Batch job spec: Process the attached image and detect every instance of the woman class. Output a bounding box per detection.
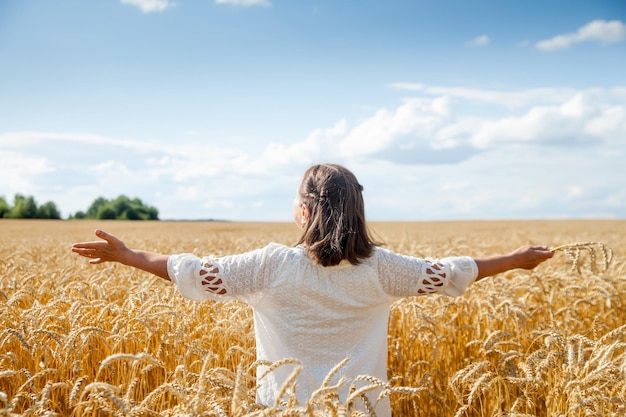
[72,163,554,415]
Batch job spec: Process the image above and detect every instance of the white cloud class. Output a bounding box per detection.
[466,35,490,47]
[258,119,348,168]
[350,148,615,221]
[585,105,626,139]
[536,19,626,51]
[175,185,201,201]
[611,87,626,100]
[120,0,175,13]
[203,199,235,209]
[214,0,271,7]
[391,83,577,108]
[0,151,54,193]
[0,131,155,151]
[92,160,130,174]
[5,87,622,171]
[338,97,455,161]
[2,84,625,220]
[469,92,626,148]
[258,86,624,167]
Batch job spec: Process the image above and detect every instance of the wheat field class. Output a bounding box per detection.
[0,219,625,416]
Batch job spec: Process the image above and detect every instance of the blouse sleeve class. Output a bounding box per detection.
[375,247,478,298]
[167,244,279,305]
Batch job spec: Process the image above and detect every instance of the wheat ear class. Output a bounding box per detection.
[551,242,613,273]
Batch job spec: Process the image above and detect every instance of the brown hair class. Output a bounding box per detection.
[296,164,380,267]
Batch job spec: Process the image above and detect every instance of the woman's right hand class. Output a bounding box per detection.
[475,245,554,280]
[509,245,555,270]
[72,229,131,265]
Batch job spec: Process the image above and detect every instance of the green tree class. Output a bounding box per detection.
[120,206,142,220]
[129,197,158,220]
[0,196,9,218]
[76,195,159,220]
[37,201,61,219]
[96,204,117,220]
[146,206,159,220]
[8,194,38,218]
[86,197,108,218]
[111,195,131,218]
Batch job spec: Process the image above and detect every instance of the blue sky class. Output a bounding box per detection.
[1,0,625,221]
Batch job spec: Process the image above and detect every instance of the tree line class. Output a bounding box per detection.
[0,194,61,219]
[0,194,159,220]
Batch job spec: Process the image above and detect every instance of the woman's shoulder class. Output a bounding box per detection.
[258,242,306,258]
[370,245,395,258]
[365,245,411,265]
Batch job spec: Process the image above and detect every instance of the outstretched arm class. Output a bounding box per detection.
[72,229,171,281]
[474,245,554,281]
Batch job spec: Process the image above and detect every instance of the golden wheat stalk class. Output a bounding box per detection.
[257,358,302,381]
[79,382,128,414]
[96,352,163,380]
[69,376,89,406]
[0,391,8,410]
[551,242,613,274]
[231,363,248,416]
[272,364,304,408]
[138,382,184,410]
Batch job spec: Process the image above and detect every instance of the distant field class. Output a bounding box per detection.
[1,219,625,416]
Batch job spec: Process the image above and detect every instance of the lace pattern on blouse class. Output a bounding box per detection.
[418,260,447,294]
[199,261,228,295]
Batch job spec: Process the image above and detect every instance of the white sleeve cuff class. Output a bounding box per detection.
[440,256,478,297]
[167,253,209,301]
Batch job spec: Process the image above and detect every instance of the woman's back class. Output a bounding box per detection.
[253,244,393,407]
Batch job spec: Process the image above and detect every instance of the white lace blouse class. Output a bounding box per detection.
[167,244,478,416]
